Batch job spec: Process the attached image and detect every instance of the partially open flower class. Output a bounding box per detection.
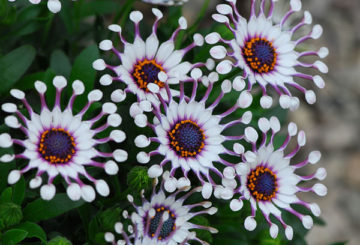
[229,117,327,240]
[104,173,218,245]
[0,76,127,201]
[207,0,328,110]
[94,9,210,116]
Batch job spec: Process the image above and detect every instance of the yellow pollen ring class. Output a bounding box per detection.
[242,37,277,74]
[149,206,176,240]
[38,128,76,164]
[132,59,165,92]
[168,120,205,158]
[247,166,278,201]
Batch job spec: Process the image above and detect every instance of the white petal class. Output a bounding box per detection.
[67,183,82,201]
[96,180,110,196]
[47,0,61,13]
[230,199,243,211]
[40,184,56,200]
[244,216,257,231]
[81,185,96,202]
[8,170,21,184]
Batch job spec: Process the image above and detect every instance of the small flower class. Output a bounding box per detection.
[227,117,327,240]
[134,72,253,199]
[93,9,212,115]
[0,203,23,230]
[142,0,189,5]
[206,0,328,110]
[48,236,72,245]
[8,0,62,13]
[0,76,127,201]
[104,172,218,245]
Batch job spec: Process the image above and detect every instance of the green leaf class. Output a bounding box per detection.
[2,229,28,245]
[190,216,213,243]
[15,70,54,91]
[12,176,25,205]
[0,202,23,230]
[126,166,152,194]
[0,187,12,203]
[0,0,17,25]
[15,221,47,243]
[70,44,99,88]
[99,207,122,231]
[0,162,13,194]
[23,193,84,223]
[0,45,36,95]
[77,0,121,17]
[48,236,72,245]
[50,50,72,77]
[69,44,99,108]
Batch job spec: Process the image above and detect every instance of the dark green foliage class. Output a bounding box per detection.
[0,202,23,230]
[48,236,72,245]
[127,166,152,194]
[0,0,337,245]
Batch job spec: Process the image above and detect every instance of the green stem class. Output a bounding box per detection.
[187,0,211,35]
[112,175,122,199]
[108,0,136,40]
[114,0,136,25]
[175,0,210,49]
[41,13,54,46]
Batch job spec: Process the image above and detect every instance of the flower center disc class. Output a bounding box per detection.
[38,128,76,164]
[247,166,278,201]
[242,37,277,74]
[168,120,205,158]
[148,206,176,240]
[132,59,165,92]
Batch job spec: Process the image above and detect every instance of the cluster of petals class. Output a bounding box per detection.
[8,0,62,13]
[93,9,213,116]
[104,172,218,245]
[206,0,328,110]
[1,0,330,243]
[0,76,127,201]
[223,117,327,239]
[133,72,255,199]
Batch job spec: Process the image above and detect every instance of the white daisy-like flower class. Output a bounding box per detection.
[225,117,327,240]
[142,0,189,6]
[134,72,253,199]
[8,0,62,13]
[0,76,127,201]
[206,0,329,110]
[93,9,212,115]
[104,172,218,245]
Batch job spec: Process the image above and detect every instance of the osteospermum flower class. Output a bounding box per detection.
[225,117,327,240]
[8,0,62,13]
[206,0,329,110]
[142,0,188,5]
[104,172,218,245]
[134,71,254,199]
[0,76,128,201]
[93,9,213,115]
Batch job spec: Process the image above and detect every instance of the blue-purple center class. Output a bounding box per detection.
[132,59,165,92]
[242,37,277,74]
[38,128,76,164]
[247,166,277,201]
[168,120,205,158]
[147,206,176,240]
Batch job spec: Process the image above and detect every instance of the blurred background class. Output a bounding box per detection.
[174,0,360,244]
